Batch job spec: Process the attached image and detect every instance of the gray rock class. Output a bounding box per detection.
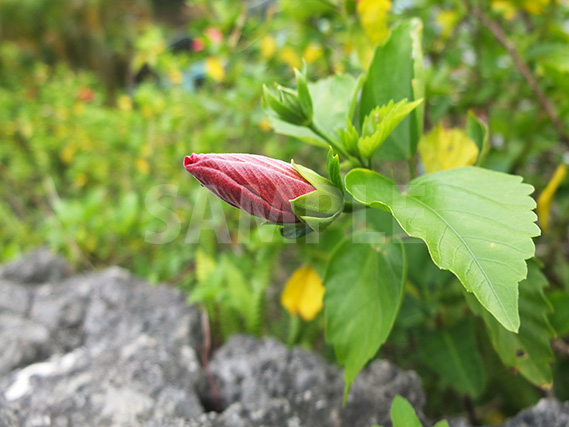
[0,265,203,376]
[0,314,51,376]
[0,255,205,426]
[81,267,203,353]
[0,397,18,427]
[1,335,203,426]
[0,248,71,285]
[196,335,426,427]
[499,398,569,427]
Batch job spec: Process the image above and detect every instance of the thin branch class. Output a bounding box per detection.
[200,306,221,412]
[466,2,569,147]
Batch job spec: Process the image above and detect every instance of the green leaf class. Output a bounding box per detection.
[390,395,422,427]
[358,98,423,159]
[294,68,313,120]
[327,147,343,190]
[345,167,540,332]
[268,74,359,158]
[466,111,489,166]
[324,237,406,401]
[360,19,425,160]
[348,73,366,122]
[337,117,360,156]
[433,421,451,427]
[549,291,569,336]
[467,261,555,387]
[310,74,360,143]
[268,116,328,147]
[418,320,485,397]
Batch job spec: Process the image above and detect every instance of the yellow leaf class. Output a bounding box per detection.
[418,124,479,173]
[303,43,323,64]
[205,57,225,82]
[537,163,567,233]
[278,46,301,70]
[281,266,325,321]
[261,35,276,59]
[357,0,392,45]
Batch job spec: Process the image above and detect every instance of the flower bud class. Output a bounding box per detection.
[184,153,343,233]
[262,67,314,127]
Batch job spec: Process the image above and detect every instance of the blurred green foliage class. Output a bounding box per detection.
[1,0,569,423]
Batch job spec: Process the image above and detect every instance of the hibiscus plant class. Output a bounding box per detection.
[185,20,551,400]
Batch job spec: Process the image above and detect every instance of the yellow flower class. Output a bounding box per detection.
[357,0,392,45]
[259,118,272,132]
[303,43,323,64]
[117,94,132,112]
[281,266,325,321]
[436,10,459,40]
[491,0,517,19]
[61,144,76,164]
[261,35,276,60]
[205,57,225,82]
[278,46,301,70]
[168,69,183,85]
[135,158,150,175]
[74,173,87,187]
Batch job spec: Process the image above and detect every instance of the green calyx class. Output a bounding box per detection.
[289,161,344,233]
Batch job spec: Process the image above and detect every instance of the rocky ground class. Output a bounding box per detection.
[0,249,567,427]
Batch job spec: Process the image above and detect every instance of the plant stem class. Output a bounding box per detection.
[343,200,366,213]
[286,315,301,346]
[408,157,416,180]
[465,0,569,148]
[308,123,366,166]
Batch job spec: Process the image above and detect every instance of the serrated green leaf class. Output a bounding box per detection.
[345,167,540,332]
[358,98,423,159]
[418,320,485,397]
[337,118,360,156]
[324,237,406,401]
[466,111,489,166]
[360,19,425,160]
[390,395,422,427]
[467,261,555,386]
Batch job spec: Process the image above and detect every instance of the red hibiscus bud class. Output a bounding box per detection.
[184,153,316,224]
